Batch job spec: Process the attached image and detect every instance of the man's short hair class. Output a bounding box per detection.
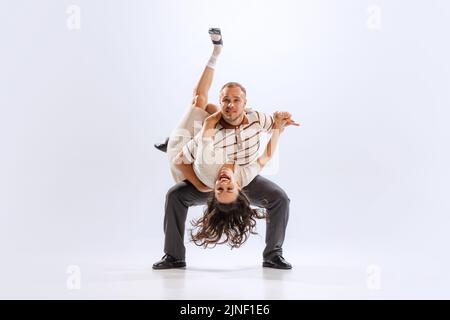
[220,82,247,97]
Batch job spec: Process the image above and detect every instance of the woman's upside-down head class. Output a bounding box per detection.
[190,190,267,248]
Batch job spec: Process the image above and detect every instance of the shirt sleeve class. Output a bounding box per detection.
[256,111,274,132]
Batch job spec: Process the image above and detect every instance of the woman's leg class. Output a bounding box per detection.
[154,107,215,151]
[191,67,214,110]
[175,29,223,135]
[156,29,222,153]
[191,28,223,110]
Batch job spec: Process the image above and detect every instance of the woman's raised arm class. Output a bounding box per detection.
[257,111,300,167]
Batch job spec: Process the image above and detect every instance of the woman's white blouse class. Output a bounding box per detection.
[189,136,262,189]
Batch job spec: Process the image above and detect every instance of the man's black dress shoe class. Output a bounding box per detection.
[152,254,186,270]
[154,137,169,153]
[262,255,292,270]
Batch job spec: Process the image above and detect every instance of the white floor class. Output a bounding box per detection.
[2,241,449,299]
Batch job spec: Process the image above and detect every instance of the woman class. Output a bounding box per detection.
[165,29,299,248]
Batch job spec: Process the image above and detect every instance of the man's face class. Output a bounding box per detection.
[220,86,247,125]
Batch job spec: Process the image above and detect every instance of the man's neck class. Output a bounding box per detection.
[220,114,248,129]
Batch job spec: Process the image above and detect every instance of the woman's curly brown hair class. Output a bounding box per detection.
[190,190,267,248]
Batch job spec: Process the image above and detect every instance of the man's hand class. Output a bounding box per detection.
[196,182,213,193]
[204,110,222,129]
[272,111,300,132]
[202,110,222,138]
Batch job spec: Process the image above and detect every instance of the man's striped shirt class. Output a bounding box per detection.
[182,110,274,166]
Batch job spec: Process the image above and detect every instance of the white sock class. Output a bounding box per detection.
[207,35,222,69]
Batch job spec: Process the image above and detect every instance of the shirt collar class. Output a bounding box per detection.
[219,114,249,129]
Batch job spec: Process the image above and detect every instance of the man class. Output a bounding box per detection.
[153,29,293,270]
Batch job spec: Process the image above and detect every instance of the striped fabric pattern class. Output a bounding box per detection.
[183,110,273,166]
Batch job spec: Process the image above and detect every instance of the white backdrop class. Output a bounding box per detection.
[1,0,449,298]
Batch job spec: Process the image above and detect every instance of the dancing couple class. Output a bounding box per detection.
[153,28,299,270]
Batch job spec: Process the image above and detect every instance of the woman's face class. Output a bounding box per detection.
[214,167,240,203]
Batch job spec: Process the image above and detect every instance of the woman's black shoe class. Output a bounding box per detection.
[154,137,169,153]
